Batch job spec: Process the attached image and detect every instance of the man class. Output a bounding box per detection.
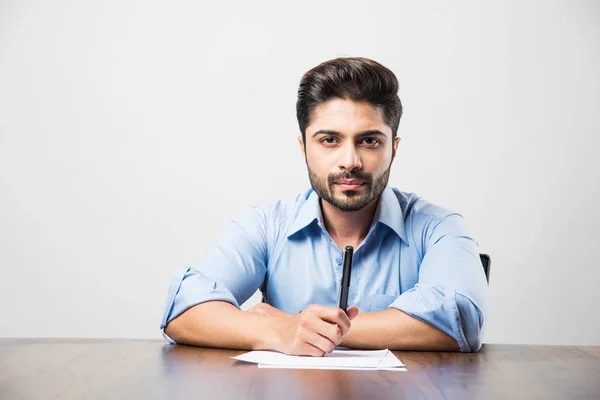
[160,57,488,355]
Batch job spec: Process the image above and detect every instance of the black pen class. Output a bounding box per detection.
[338,245,354,314]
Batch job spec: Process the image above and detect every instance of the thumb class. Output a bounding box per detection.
[346,305,360,320]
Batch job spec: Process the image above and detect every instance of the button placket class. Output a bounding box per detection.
[318,222,343,268]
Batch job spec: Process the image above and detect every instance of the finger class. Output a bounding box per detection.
[312,319,342,345]
[298,342,326,357]
[346,305,360,320]
[319,307,352,335]
[296,308,342,345]
[303,330,336,355]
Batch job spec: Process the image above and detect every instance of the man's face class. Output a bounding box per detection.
[299,99,400,212]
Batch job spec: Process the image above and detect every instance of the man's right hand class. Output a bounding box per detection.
[267,304,359,357]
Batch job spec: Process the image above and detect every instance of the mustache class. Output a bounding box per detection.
[327,171,373,186]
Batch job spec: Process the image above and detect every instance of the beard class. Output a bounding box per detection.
[307,162,392,212]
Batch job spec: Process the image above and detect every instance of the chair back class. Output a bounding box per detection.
[479,253,491,283]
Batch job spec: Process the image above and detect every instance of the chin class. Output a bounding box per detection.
[339,189,366,198]
[339,192,360,200]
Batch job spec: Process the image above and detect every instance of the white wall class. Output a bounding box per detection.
[1,0,599,345]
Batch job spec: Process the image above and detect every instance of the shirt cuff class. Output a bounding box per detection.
[389,283,484,352]
[159,266,240,344]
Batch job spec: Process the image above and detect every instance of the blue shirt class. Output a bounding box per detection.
[160,186,488,352]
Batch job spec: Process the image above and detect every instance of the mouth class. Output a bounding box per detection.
[335,179,366,191]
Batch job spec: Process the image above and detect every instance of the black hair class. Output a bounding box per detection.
[296,57,403,142]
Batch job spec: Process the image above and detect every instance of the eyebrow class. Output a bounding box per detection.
[312,129,387,139]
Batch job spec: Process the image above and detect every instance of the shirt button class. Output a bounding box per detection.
[335,258,342,265]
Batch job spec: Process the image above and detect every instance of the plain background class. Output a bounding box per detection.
[1,0,599,346]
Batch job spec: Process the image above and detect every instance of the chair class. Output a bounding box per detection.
[479,253,491,283]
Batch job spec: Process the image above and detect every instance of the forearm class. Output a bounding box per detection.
[164,301,276,350]
[340,308,459,351]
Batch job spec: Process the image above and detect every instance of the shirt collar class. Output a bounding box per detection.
[287,186,408,245]
[374,185,409,245]
[286,189,323,238]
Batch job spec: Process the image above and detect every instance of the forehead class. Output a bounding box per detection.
[307,99,391,136]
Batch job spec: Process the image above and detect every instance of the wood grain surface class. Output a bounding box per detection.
[1,340,599,399]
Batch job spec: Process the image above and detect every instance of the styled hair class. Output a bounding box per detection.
[296,57,403,142]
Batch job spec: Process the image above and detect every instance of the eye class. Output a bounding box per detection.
[321,137,339,146]
[360,137,381,148]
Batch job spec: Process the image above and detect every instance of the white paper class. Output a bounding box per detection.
[377,349,406,368]
[232,349,406,371]
[257,364,407,371]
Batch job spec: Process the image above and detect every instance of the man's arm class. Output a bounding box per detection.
[165,301,275,350]
[160,207,358,356]
[160,208,269,345]
[385,212,488,352]
[165,301,358,356]
[344,212,487,352]
[339,308,459,351]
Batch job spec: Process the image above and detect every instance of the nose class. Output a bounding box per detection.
[339,142,362,172]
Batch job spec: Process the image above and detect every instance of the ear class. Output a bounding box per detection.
[297,136,306,158]
[392,136,401,159]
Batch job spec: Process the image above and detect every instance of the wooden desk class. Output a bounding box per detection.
[1,340,598,399]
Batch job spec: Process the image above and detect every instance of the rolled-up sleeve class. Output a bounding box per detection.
[160,208,268,344]
[390,213,488,352]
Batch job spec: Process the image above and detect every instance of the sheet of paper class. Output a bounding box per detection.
[257,364,407,371]
[377,349,405,368]
[232,349,406,371]
[234,349,387,368]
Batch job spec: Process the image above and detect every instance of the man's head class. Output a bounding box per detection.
[296,57,403,212]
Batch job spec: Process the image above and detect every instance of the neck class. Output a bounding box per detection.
[320,197,380,250]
